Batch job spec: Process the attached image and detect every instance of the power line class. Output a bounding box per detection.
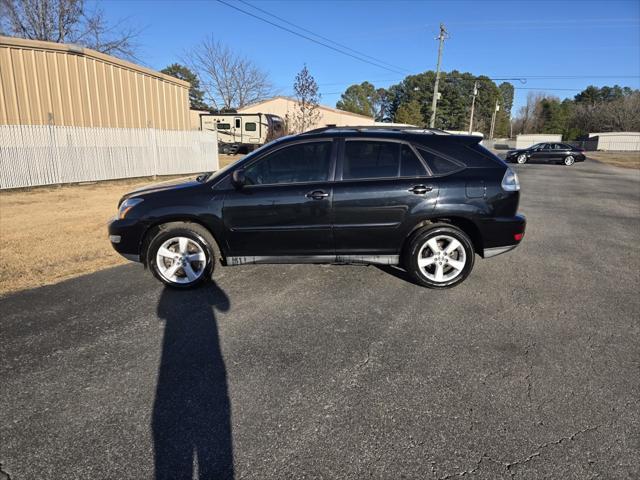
[236,0,410,74]
[514,87,584,91]
[215,0,409,75]
[276,75,639,90]
[490,75,640,79]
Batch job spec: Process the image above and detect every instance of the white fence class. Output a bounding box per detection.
[0,125,219,189]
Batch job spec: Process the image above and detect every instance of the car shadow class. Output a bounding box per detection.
[152,283,234,480]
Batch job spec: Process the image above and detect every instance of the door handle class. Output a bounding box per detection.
[408,185,432,195]
[306,190,329,200]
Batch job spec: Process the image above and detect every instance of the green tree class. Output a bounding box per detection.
[376,70,509,133]
[495,82,515,137]
[394,100,424,126]
[336,81,387,120]
[161,63,209,110]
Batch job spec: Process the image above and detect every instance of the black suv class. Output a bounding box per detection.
[108,127,525,289]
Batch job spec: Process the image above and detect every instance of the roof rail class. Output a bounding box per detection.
[299,125,451,135]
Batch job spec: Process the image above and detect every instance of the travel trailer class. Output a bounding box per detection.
[200,113,285,154]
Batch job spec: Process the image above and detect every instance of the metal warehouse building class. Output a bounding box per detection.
[0,36,217,189]
[588,132,640,151]
[0,36,190,129]
[238,96,376,130]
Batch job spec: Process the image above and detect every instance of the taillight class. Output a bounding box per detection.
[514,233,524,241]
[501,168,520,192]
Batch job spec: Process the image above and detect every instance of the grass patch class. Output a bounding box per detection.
[0,155,247,296]
[587,151,640,169]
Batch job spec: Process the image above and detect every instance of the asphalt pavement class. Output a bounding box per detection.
[1,159,639,479]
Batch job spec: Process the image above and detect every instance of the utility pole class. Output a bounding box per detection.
[429,23,447,128]
[468,81,478,134]
[489,98,500,139]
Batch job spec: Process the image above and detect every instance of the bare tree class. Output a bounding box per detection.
[512,91,546,135]
[186,37,272,111]
[575,93,640,132]
[291,65,321,133]
[0,0,141,60]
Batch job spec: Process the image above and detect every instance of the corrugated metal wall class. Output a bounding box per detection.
[0,36,190,130]
[0,125,219,189]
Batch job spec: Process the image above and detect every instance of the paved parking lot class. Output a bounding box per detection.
[1,159,639,479]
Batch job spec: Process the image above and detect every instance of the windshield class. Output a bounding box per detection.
[203,135,295,183]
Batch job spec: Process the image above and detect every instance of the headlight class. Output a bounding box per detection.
[118,198,144,219]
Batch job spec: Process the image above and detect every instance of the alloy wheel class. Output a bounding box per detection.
[517,154,527,164]
[564,155,575,166]
[417,235,467,283]
[155,236,207,284]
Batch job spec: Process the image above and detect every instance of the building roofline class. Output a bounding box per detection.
[239,95,375,120]
[0,35,190,88]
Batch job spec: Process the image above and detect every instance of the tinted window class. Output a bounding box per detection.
[235,119,241,128]
[400,145,428,177]
[245,122,257,131]
[343,141,399,180]
[244,142,331,185]
[417,148,462,175]
[217,123,230,130]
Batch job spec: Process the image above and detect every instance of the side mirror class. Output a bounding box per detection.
[231,169,246,188]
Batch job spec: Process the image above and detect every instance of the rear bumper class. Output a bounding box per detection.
[479,214,526,258]
[108,217,147,263]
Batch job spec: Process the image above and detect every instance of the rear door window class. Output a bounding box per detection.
[400,145,428,177]
[343,141,399,180]
[417,147,463,175]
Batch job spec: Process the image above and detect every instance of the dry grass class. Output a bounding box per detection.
[0,155,246,296]
[0,176,172,295]
[219,154,244,168]
[587,151,640,169]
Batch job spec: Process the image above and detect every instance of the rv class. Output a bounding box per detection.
[200,113,285,154]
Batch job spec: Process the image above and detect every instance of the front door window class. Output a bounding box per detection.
[244,141,332,185]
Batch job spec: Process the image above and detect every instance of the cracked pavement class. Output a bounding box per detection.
[1,159,639,479]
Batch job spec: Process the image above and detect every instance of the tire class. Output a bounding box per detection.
[516,154,527,164]
[564,155,575,166]
[147,223,217,289]
[405,225,475,289]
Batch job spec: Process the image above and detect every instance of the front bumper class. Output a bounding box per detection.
[479,214,526,258]
[107,216,147,263]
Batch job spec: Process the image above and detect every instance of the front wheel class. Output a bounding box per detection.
[516,154,528,164]
[405,225,475,289]
[147,223,216,288]
[564,155,575,166]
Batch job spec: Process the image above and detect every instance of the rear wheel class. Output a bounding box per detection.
[405,225,475,289]
[516,154,527,164]
[564,155,575,166]
[147,223,216,288]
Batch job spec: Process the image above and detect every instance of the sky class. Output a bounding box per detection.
[97,0,640,113]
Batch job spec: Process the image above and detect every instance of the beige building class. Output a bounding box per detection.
[0,36,190,130]
[588,132,640,151]
[238,96,376,131]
